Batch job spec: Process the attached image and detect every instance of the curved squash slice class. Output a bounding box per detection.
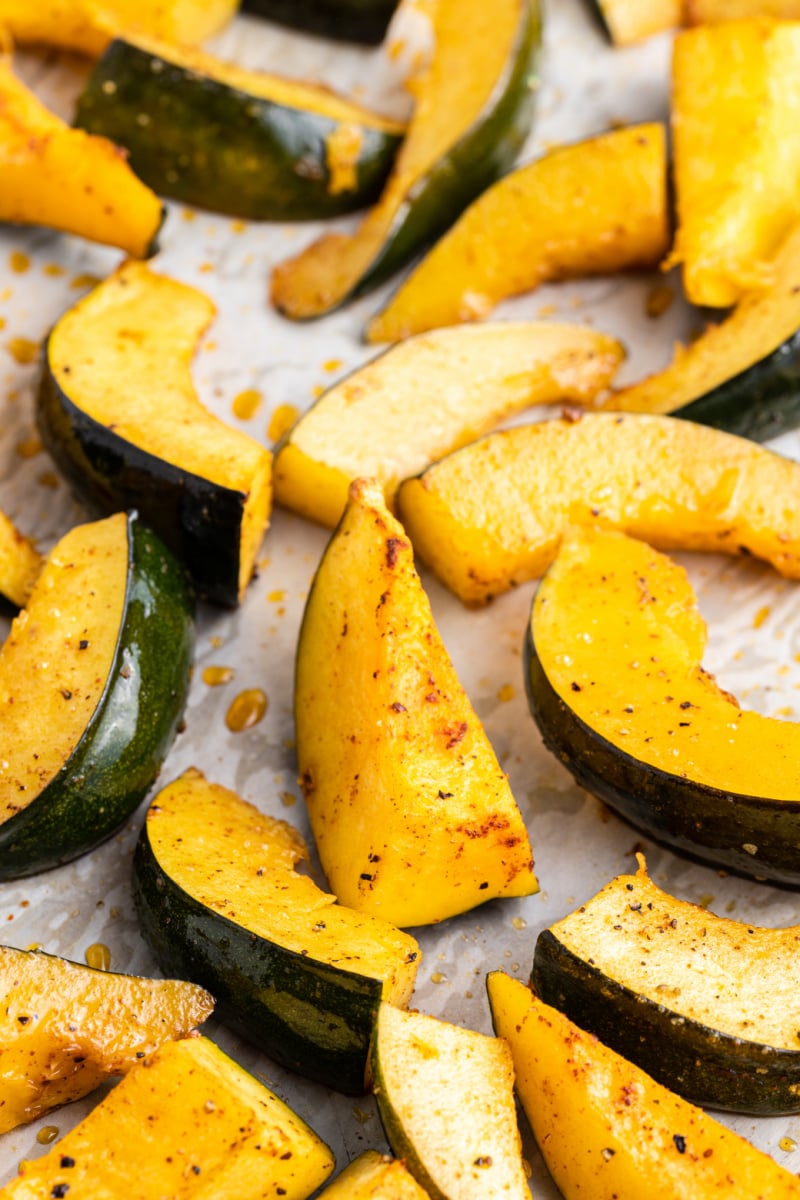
[241,0,399,44]
[525,525,800,886]
[488,972,800,1200]
[398,411,800,606]
[295,479,537,928]
[0,1036,335,1200]
[0,52,163,258]
[0,944,213,1134]
[533,857,800,1114]
[133,769,420,1094]
[318,1152,431,1199]
[366,124,668,343]
[274,322,624,529]
[37,262,272,607]
[270,0,541,318]
[0,510,41,608]
[0,511,193,880]
[75,35,405,221]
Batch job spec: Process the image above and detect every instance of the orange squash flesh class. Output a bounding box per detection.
[0,510,41,608]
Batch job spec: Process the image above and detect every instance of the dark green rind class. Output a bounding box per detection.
[37,338,245,608]
[0,515,194,881]
[133,826,399,1094]
[524,622,800,886]
[74,39,403,221]
[241,0,398,44]
[673,330,800,442]
[532,929,800,1114]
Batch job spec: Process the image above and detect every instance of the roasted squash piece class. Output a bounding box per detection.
[488,972,800,1200]
[686,0,800,21]
[75,34,405,221]
[371,1004,531,1200]
[241,0,399,43]
[37,262,272,607]
[667,19,800,308]
[318,1152,431,1199]
[271,0,540,318]
[274,322,625,529]
[295,478,537,927]
[0,52,163,258]
[591,0,682,43]
[0,1036,335,1200]
[526,526,800,886]
[0,510,41,608]
[367,123,669,342]
[0,944,213,1134]
[134,769,420,1094]
[397,411,800,606]
[0,511,193,880]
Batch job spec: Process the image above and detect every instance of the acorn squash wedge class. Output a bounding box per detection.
[366,123,668,343]
[0,510,193,880]
[0,1036,335,1200]
[0,51,163,258]
[0,943,213,1134]
[532,856,800,1114]
[270,0,541,318]
[274,322,624,529]
[0,509,41,609]
[295,478,537,928]
[75,34,405,221]
[240,0,399,43]
[318,1152,430,1199]
[525,525,800,886]
[133,769,420,1094]
[487,971,800,1200]
[591,0,681,43]
[371,1003,531,1200]
[36,262,272,607]
[397,411,800,607]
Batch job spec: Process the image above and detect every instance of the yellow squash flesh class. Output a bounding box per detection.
[366,124,668,342]
[488,972,800,1200]
[686,0,800,21]
[274,322,625,529]
[0,944,213,1134]
[595,0,682,43]
[0,510,40,608]
[318,1151,431,1199]
[0,54,163,257]
[295,478,537,927]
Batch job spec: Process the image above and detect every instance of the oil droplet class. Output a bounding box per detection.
[697,894,714,909]
[70,273,101,291]
[16,436,41,459]
[0,317,5,331]
[9,251,30,274]
[753,605,770,629]
[280,791,296,808]
[232,388,263,420]
[268,403,298,443]
[780,1137,797,1152]
[311,384,325,398]
[85,942,111,971]
[268,590,286,603]
[230,219,247,234]
[225,688,268,732]
[43,263,66,277]
[38,471,60,489]
[352,1106,372,1124]
[645,283,675,319]
[181,208,197,222]
[431,971,446,984]
[497,683,515,703]
[37,1126,59,1145]
[26,942,43,951]
[7,337,38,365]
[323,358,343,373]
[511,916,527,930]
[202,665,235,687]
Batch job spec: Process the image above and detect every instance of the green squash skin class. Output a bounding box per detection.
[133,825,399,1094]
[73,39,404,221]
[0,516,194,881]
[524,622,800,886]
[241,0,398,44]
[532,929,800,1114]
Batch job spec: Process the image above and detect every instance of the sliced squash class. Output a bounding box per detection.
[591,0,682,43]
[0,51,163,258]
[366,124,669,342]
[295,478,537,928]
[397,411,800,607]
[667,19,800,308]
[525,525,800,886]
[37,262,272,607]
[0,510,41,608]
[133,769,420,1094]
[318,1152,431,1199]
[0,1036,335,1200]
[488,971,800,1200]
[241,0,399,43]
[270,0,541,317]
[686,1,800,22]
[75,34,405,221]
[371,1003,531,1200]
[274,322,625,529]
[0,944,213,1134]
[0,511,193,880]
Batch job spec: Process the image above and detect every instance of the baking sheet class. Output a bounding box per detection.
[3,0,800,1192]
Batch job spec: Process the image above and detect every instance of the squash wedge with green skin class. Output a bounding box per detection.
[0,510,41,608]
[133,769,420,1094]
[532,856,800,1114]
[274,322,625,529]
[397,411,800,607]
[36,262,272,607]
[75,35,405,221]
[0,944,213,1134]
[525,525,800,886]
[318,1151,431,1199]
[295,478,537,928]
[487,972,800,1200]
[270,0,541,317]
[371,1003,531,1200]
[0,511,193,880]
[591,0,681,43]
[241,0,398,43]
[0,1036,335,1200]
[0,52,163,258]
